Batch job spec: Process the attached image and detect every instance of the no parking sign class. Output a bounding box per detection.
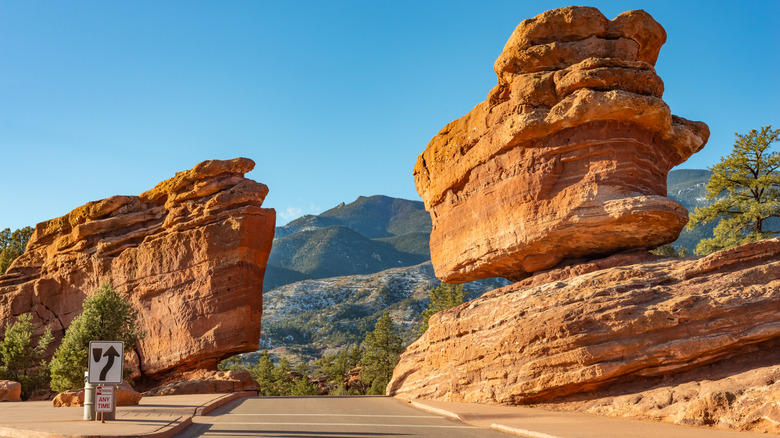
[95,386,114,413]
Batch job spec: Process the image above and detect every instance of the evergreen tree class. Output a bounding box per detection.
[360,312,403,395]
[289,362,318,396]
[650,244,690,258]
[49,283,144,392]
[0,226,34,275]
[687,126,780,255]
[272,357,293,395]
[0,313,54,399]
[420,283,467,335]
[316,344,362,395]
[252,350,279,396]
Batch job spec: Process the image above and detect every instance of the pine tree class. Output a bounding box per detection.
[419,283,467,335]
[0,313,54,399]
[687,126,780,255]
[49,283,144,392]
[251,350,279,396]
[0,226,34,275]
[360,312,403,395]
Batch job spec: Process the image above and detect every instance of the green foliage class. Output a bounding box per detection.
[289,362,318,396]
[650,244,690,258]
[687,126,780,255]
[49,283,144,392]
[420,283,467,335]
[252,351,278,396]
[0,227,34,275]
[316,344,363,395]
[0,313,54,399]
[359,312,403,395]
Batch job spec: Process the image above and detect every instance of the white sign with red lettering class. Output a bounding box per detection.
[95,385,114,413]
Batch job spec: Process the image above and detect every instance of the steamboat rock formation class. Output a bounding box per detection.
[388,238,780,433]
[0,158,275,382]
[413,6,710,283]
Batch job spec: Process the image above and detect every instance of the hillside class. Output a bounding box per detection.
[265,196,432,291]
[260,262,509,362]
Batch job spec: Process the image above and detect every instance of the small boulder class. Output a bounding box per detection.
[0,381,21,402]
[52,381,142,407]
[52,389,83,407]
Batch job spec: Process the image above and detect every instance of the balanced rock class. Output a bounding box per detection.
[0,158,275,382]
[388,238,780,433]
[413,6,709,283]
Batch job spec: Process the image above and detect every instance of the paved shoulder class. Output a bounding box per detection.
[177,396,511,438]
[408,399,766,438]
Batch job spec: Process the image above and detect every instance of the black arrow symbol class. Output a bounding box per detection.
[99,346,120,381]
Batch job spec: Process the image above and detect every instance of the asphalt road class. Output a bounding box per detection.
[175,396,511,438]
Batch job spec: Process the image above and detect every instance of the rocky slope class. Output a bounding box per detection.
[0,158,274,384]
[413,6,709,283]
[388,238,780,433]
[261,262,507,360]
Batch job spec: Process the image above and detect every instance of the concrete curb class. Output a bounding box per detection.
[490,423,564,438]
[408,400,566,438]
[0,392,257,438]
[408,400,462,420]
[194,391,257,416]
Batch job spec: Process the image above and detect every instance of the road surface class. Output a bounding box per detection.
[175,395,511,438]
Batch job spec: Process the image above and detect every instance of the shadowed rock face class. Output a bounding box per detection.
[413,6,709,283]
[0,158,275,381]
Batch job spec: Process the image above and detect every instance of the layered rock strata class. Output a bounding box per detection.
[388,238,780,433]
[413,6,709,283]
[0,158,274,382]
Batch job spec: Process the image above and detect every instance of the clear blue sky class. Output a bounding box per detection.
[2,1,778,230]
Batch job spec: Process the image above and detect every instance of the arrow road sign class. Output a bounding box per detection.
[88,341,124,384]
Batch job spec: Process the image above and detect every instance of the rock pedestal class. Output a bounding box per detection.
[388,239,780,433]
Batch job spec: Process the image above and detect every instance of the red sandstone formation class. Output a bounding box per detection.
[142,369,260,396]
[388,238,780,433]
[0,158,274,383]
[413,6,710,283]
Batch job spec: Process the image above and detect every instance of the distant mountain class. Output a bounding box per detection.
[265,196,432,291]
[260,262,509,362]
[667,169,715,253]
[666,169,778,253]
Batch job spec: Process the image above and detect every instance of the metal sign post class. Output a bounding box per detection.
[88,341,124,421]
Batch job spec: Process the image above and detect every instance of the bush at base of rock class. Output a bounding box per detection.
[0,380,21,402]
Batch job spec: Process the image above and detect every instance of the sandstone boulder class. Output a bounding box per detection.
[52,389,82,407]
[52,381,143,407]
[413,6,709,283]
[0,380,21,402]
[143,369,260,396]
[0,158,275,382]
[388,239,780,433]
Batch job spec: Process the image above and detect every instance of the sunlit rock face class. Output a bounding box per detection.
[389,238,780,434]
[413,6,709,283]
[0,158,275,381]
